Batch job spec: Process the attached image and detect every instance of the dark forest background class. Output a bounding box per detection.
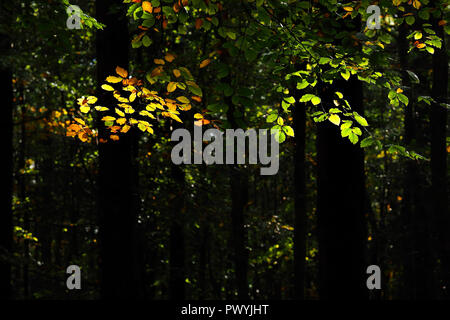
[0,0,449,300]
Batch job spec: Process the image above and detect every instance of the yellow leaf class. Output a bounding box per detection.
[115,108,125,117]
[102,116,116,122]
[173,69,181,78]
[95,106,109,111]
[74,118,85,126]
[154,58,165,65]
[142,1,153,13]
[87,96,98,104]
[116,118,127,125]
[199,59,211,68]
[80,106,90,113]
[165,53,176,62]
[106,76,123,83]
[343,6,353,12]
[412,0,421,9]
[147,127,154,134]
[116,66,128,78]
[167,82,177,92]
[194,113,203,119]
[396,88,403,93]
[101,84,115,91]
[129,92,137,102]
[329,114,341,126]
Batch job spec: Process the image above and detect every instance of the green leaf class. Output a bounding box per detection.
[360,137,374,148]
[266,114,278,123]
[311,96,321,105]
[354,113,368,126]
[282,125,294,137]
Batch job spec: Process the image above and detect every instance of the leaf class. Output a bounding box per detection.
[311,96,321,105]
[106,76,123,83]
[398,93,409,106]
[110,135,120,141]
[343,6,353,12]
[173,69,181,78]
[296,79,309,90]
[154,58,165,65]
[80,106,90,113]
[142,1,153,13]
[414,32,422,40]
[94,106,109,111]
[340,70,350,80]
[329,114,341,126]
[101,84,115,91]
[199,59,211,68]
[354,114,368,126]
[360,137,374,148]
[282,125,294,137]
[167,82,177,92]
[116,66,128,78]
[266,114,278,123]
[116,118,127,125]
[299,94,314,102]
[177,96,190,104]
[284,96,295,104]
[412,0,421,10]
[348,132,359,144]
[102,116,116,122]
[165,53,176,62]
[115,108,125,117]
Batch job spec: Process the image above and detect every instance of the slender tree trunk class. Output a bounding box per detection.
[96,0,141,299]
[0,33,13,300]
[431,18,449,299]
[398,24,433,299]
[169,164,186,300]
[316,76,367,299]
[293,88,306,299]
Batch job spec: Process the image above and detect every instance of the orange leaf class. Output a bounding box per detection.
[195,18,203,29]
[142,1,153,13]
[154,58,165,65]
[199,59,211,68]
[116,66,128,78]
[110,135,120,141]
[165,53,176,62]
[167,82,177,92]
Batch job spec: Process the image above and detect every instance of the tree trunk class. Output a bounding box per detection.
[169,164,186,300]
[316,76,367,299]
[431,18,449,299]
[0,33,13,300]
[398,23,434,299]
[293,87,306,299]
[96,0,141,299]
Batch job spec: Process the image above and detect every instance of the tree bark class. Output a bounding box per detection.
[431,18,449,299]
[293,88,306,299]
[316,76,367,299]
[96,0,141,299]
[0,33,13,300]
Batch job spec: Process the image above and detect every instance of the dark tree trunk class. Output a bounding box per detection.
[96,0,141,299]
[0,33,13,300]
[431,18,449,299]
[316,76,367,299]
[169,164,186,300]
[398,23,433,299]
[293,88,306,299]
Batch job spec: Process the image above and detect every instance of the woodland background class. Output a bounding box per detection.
[0,0,448,300]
